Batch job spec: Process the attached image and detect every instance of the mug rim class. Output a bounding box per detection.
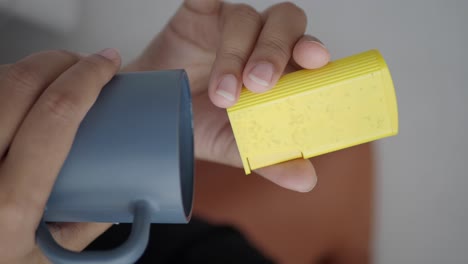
[177,70,194,221]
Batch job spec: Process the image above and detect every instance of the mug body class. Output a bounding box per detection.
[43,70,194,224]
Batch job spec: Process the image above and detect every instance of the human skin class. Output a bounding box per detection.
[0,1,346,263]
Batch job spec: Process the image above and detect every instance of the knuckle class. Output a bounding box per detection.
[275,2,307,24]
[258,34,291,61]
[220,46,248,68]
[78,55,115,82]
[233,4,262,25]
[44,90,81,122]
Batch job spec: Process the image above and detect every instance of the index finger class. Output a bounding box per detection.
[0,49,121,221]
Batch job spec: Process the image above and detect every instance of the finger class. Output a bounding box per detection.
[292,34,330,69]
[0,51,79,158]
[33,222,113,262]
[246,27,322,193]
[283,35,329,74]
[242,2,307,93]
[47,222,112,251]
[208,4,262,108]
[184,0,221,14]
[193,93,318,193]
[0,48,121,221]
[255,159,318,193]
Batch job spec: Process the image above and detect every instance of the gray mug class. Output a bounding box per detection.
[36,70,194,264]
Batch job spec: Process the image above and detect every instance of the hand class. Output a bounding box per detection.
[126,0,330,192]
[0,49,121,263]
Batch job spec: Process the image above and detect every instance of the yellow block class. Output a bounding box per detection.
[227,49,399,174]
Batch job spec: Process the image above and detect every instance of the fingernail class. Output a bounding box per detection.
[285,174,318,193]
[303,35,326,47]
[248,62,274,87]
[282,166,318,193]
[97,48,120,65]
[307,40,328,52]
[216,74,237,102]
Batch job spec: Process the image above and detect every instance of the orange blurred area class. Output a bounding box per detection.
[193,143,374,264]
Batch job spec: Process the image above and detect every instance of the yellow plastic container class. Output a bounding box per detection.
[227,49,398,174]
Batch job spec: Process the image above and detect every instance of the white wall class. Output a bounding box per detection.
[1,1,467,263]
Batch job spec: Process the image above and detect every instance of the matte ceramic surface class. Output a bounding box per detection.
[36,70,194,263]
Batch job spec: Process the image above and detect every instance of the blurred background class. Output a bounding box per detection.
[1,0,467,263]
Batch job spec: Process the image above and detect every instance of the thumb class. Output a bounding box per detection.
[45,222,112,252]
[255,159,318,193]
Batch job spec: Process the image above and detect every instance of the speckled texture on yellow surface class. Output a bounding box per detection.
[227,49,399,174]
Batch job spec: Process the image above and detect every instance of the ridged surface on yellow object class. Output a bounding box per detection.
[227,49,399,174]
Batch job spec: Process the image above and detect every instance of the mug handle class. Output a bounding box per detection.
[36,200,153,264]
